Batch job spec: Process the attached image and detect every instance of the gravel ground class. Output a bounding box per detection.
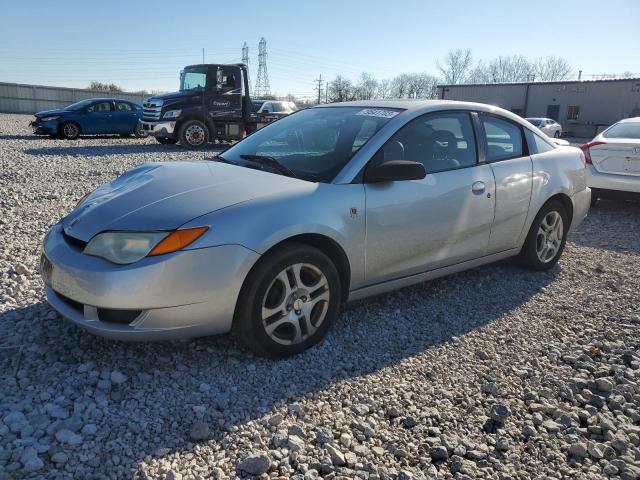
[1,113,639,480]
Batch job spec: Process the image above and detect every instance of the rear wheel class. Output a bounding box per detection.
[179,119,209,149]
[554,131,560,138]
[518,200,568,271]
[155,137,178,145]
[60,122,80,140]
[234,243,341,358]
[133,122,148,138]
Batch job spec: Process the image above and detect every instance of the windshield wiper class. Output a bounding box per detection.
[239,154,297,178]
[213,155,236,165]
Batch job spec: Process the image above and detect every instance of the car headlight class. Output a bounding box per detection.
[41,116,60,122]
[163,110,182,119]
[83,227,208,265]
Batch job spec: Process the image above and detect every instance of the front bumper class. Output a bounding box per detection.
[41,224,259,340]
[587,165,640,195]
[30,119,59,135]
[139,119,176,137]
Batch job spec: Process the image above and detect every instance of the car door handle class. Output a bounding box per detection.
[472,181,486,195]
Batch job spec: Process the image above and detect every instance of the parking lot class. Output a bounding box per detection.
[1,112,639,479]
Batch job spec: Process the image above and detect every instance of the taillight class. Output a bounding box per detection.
[579,140,607,165]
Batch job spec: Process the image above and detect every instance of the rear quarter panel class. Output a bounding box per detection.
[521,146,587,242]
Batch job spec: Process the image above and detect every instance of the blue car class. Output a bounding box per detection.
[30,98,147,139]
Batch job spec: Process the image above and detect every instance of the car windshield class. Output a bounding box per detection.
[180,68,207,91]
[602,122,640,139]
[526,118,542,127]
[220,106,401,182]
[66,99,94,111]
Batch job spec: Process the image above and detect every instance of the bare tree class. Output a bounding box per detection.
[328,75,355,103]
[406,73,439,98]
[377,79,393,99]
[89,81,123,92]
[355,73,379,100]
[436,49,473,84]
[391,74,412,98]
[533,56,572,81]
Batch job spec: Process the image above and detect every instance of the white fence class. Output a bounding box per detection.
[0,82,148,114]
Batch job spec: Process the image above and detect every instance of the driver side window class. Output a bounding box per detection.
[376,112,477,173]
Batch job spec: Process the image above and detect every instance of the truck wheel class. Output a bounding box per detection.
[179,120,209,149]
[234,243,341,358]
[155,137,178,145]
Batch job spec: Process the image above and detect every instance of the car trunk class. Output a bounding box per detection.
[590,140,640,176]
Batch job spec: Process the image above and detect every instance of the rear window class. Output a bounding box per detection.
[602,122,640,139]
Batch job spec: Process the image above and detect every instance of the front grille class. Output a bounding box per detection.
[55,291,83,313]
[142,98,163,121]
[97,308,142,324]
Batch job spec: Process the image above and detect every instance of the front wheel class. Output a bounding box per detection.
[60,122,80,140]
[554,131,561,138]
[234,243,341,358]
[518,200,568,271]
[178,120,209,149]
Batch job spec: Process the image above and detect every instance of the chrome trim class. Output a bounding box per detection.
[139,120,176,135]
[143,97,164,121]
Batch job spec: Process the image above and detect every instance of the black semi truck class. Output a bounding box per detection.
[140,63,275,149]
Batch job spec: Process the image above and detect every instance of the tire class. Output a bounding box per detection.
[234,243,341,358]
[518,200,569,271]
[60,122,80,140]
[133,122,148,138]
[119,133,131,138]
[155,137,178,145]
[178,119,209,149]
[554,131,560,138]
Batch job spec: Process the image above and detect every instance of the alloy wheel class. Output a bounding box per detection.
[261,263,330,346]
[63,123,79,139]
[536,211,563,263]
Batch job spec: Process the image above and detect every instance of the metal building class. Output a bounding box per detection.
[0,82,147,115]
[436,78,640,137]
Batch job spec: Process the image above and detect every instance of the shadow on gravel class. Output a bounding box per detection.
[23,143,227,157]
[570,199,640,254]
[0,259,559,476]
[0,134,52,141]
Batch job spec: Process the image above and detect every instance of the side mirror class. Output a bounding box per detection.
[365,160,426,183]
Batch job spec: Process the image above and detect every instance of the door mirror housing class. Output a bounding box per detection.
[365,160,426,183]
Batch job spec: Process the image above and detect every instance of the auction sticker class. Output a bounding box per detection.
[356,108,399,118]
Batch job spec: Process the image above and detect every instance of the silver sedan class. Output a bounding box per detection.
[41,100,591,357]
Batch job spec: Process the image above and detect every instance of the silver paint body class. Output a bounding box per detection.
[42,100,591,340]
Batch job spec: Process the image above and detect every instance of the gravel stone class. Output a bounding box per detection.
[0,119,639,478]
[237,452,270,475]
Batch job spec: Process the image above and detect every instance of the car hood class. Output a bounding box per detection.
[148,90,194,102]
[35,109,71,117]
[61,161,316,242]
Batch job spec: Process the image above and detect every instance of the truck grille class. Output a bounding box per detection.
[143,98,163,121]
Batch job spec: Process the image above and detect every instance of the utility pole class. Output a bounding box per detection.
[202,48,205,63]
[315,74,324,104]
[325,83,328,103]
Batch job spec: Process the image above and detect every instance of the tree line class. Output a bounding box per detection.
[324,49,574,103]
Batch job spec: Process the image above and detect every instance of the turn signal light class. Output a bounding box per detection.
[148,227,209,256]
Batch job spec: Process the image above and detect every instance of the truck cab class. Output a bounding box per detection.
[140,63,271,148]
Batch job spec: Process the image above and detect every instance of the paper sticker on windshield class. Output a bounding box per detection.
[356,108,399,119]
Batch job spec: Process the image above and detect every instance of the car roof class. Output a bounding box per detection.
[526,117,547,121]
[617,117,640,124]
[315,99,533,128]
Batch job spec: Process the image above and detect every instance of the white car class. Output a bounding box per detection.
[526,118,562,138]
[581,117,640,205]
[258,101,298,118]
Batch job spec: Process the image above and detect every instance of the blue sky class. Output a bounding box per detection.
[1,0,638,98]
